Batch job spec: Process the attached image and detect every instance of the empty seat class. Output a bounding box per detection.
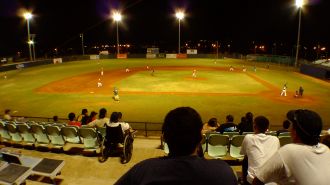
[45,125,65,147]
[16,123,36,145]
[229,135,245,160]
[278,132,290,137]
[279,136,292,146]
[223,132,239,139]
[30,124,50,146]
[0,121,11,142]
[79,128,100,151]
[207,134,229,159]
[61,126,81,144]
[6,123,23,143]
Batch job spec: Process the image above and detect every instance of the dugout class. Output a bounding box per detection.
[300,64,330,80]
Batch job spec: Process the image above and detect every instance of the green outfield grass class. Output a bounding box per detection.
[0,58,329,130]
[118,71,267,93]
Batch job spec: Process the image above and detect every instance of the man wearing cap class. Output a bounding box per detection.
[253,109,330,185]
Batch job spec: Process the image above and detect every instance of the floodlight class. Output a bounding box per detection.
[176,12,184,20]
[23,12,32,20]
[113,12,122,22]
[295,0,304,8]
[28,40,34,45]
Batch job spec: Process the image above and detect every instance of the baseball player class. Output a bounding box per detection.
[192,69,197,78]
[280,84,287,96]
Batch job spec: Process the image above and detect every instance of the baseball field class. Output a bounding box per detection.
[0,58,329,130]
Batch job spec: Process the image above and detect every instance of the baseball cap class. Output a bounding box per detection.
[286,109,322,139]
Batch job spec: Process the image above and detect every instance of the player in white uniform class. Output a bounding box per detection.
[280,84,287,96]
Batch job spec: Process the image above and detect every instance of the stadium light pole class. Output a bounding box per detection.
[176,11,184,54]
[113,12,122,55]
[24,12,33,61]
[295,0,304,68]
[80,33,85,55]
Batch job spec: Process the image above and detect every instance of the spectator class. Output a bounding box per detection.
[87,111,98,124]
[276,120,290,136]
[240,116,280,184]
[202,118,219,134]
[67,112,81,127]
[106,112,131,134]
[77,108,89,125]
[115,107,237,185]
[253,109,330,185]
[3,109,12,121]
[87,108,109,128]
[216,114,237,134]
[238,112,254,134]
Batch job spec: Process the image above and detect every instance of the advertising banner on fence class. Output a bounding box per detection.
[117,54,127,59]
[166,54,177,59]
[53,58,62,64]
[187,49,198,54]
[90,55,100,60]
[146,54,157,59]
[177,54,188,59]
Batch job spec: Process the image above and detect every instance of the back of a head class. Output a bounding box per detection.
[82,108,88,115]
[118,112,123,120]
[282,120,290,129]
[110,112,119,123]
[53,115,58,122]
[208,118,218,127]
[226,115,234,122]
[287,109,322,146]
[5,109,10,114]
[68,112,75,121]
[254,116,269,133]
[99,108,107,119]
[162,107,203,157]
[246,112,253,123]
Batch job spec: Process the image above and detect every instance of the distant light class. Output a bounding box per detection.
[321,47,326,51]
[23,12,32,20]
[28,40,34,45]
[113,12,122,22]
[176,11,184,20]
[296,0,304,8]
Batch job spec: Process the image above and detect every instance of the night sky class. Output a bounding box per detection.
[0,0,329,56]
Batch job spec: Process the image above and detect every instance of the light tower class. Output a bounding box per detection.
[113,11,122,55]
[175,11,185,54]
[23,12,33,61]
[295,0,304,68]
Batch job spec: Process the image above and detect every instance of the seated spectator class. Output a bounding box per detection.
[87,108,109,128]
[53,115,59,122]
[106,112,131,134]
[67,112,82,127]
[202,118,219,134]
[115,107,237,185]
[216,114,237,134]
[253,109,330,185]
[276,120,290,136]
[3,109,12,121]
[77,108,89,125]
[238,112,254,134]
[240,116,280,184]
[87,111,98,124]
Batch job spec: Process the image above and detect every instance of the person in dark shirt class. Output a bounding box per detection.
[115,107,237,185]
[238,112,254,134]
[217,114,238,134]
[276,120,290,136]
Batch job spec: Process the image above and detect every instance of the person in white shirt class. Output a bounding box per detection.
[106,112,130,134]
[240,116,280,184]
[253,109,330,185]
[87,108,109,128]
[3,109,12,121]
